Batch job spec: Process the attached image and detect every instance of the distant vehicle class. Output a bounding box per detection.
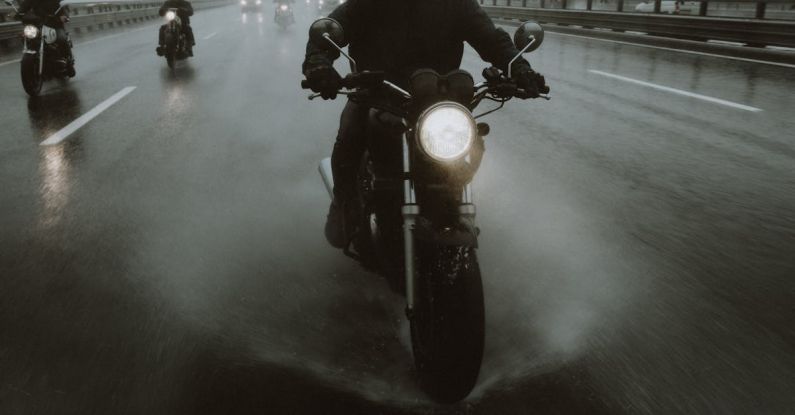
[317,0,343,15]
[274,3,294,28]
[240,0,262,13]
[634,0,698,14]
[159,8,191,69]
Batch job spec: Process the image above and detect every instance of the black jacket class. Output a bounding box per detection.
[18,0,68,18]
[159,0,194,24]
[303,0,530,85]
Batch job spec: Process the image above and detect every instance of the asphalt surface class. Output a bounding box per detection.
[1,4,794,414]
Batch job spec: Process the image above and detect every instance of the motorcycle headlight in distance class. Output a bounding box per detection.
[165,10,176,20]
[23,25,38,39]
[256,0,261,4]
[240,0,246,5]
[280,4,288,10]
[416,102,476,162]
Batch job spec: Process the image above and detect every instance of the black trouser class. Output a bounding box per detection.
[159,24,195,46]
[53,27,72,61]
[331,100,370,201]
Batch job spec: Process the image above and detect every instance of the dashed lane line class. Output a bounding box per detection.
[203,32,218,40]
[588,70,763,113]
[40,86,137,146]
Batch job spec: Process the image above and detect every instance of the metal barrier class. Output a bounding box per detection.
[482,3,795,47]
[481,0,795,20]
[0,0,231,42]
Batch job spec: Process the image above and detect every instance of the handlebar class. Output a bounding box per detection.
[302,69,549,103]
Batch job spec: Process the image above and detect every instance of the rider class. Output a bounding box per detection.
[273,0,294,21]
[302,0,549,248]
[15,0,74,74]
[156,0,195,57]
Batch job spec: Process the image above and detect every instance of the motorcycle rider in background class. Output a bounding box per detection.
[15,0,74,75]
[302,0,549,248]
[273,0,295,22]
[156,0,195,56]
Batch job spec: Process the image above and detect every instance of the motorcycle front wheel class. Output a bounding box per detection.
[411,245,484,402]
[21,54,43,96]
[165,35,177,68]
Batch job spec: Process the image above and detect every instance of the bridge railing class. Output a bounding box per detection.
[0,0,232,42]
[481,0,795,20]
[482,1,795,47]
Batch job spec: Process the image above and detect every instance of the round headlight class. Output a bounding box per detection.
[165,10,176,20]
[23,25,38,39]
[240,0,247,5]
[280,4,288,10]
[416,102,476,162]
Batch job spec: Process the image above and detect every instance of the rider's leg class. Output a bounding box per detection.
[325,99,369,248]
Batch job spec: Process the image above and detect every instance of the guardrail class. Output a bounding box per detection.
[0,0,231,43]
[482,3,795,47]
[480,1,795,20]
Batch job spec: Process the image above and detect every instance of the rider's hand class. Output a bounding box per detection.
[12,12,22,21]
[59,15,69,23]
[305,63,341,100]
[513,65,549,98]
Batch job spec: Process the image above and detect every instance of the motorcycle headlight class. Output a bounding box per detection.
[165,10,176,20]
[240,0,247,5]
[280,4,288,10]
[23,25,38,39]
[416,102,476,163]
[256,0,262,4]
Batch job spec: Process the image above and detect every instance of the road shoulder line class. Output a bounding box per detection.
[588,70,763,112]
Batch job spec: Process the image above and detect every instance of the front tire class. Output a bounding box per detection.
[21,54,43,97]
[411,246,484,402]
[165,35,177,68]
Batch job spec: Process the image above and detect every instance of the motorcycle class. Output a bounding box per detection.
[274,3,294,28]
[159,8,190,69]
[302,18,548,402]
[4,0,75,96]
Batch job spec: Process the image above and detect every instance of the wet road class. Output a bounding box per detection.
[1,4,794,414]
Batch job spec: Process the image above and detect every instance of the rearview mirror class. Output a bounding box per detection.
[309,18,346,50]
[513,21,544,53]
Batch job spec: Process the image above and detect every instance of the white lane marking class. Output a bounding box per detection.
[548,31,795,70]
[588,70,763,112]
[40,86,137,146]
[203,32,217,40]
[0,58,21,67]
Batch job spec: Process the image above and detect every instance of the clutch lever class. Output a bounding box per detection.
[307,90,354,100]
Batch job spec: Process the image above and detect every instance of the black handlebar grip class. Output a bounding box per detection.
[301,80,310,89]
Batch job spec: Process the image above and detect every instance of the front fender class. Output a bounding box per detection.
[414,215,478,248]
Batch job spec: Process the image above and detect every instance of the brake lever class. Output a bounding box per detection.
[307,90,353,101]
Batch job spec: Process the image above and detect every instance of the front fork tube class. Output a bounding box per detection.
[39,40,44,76]
[402,132,419,317]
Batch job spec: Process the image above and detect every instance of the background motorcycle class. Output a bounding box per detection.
[303,18,547,402]
[160,8,189,69]
[5,0,75,96]
[274,3,294,28]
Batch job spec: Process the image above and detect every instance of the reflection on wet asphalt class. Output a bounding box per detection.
[0,4,794,414]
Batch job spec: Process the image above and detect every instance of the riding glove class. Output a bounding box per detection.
[304,60,342,100]
[512,64,550,98]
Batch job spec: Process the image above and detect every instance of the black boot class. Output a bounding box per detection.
[324,200,347,249]
[156,46,165,56]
